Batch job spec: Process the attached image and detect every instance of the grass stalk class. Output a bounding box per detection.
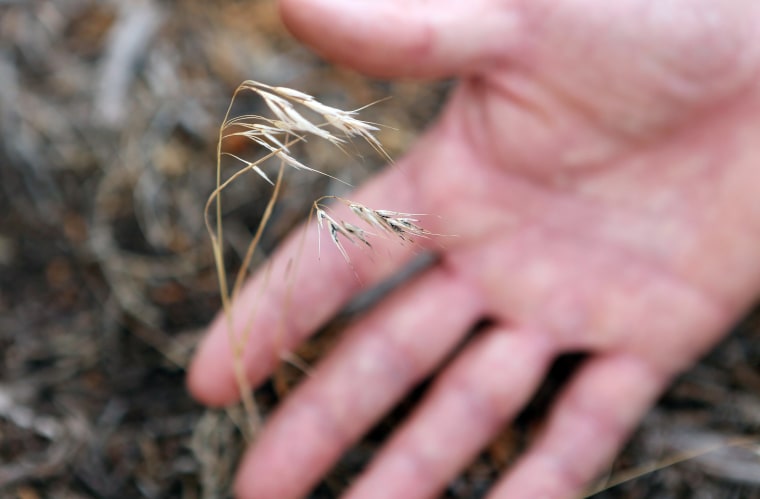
[205,80,429,443]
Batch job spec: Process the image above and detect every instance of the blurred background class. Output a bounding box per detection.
[0,0,758,497]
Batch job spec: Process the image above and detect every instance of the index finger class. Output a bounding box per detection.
[187,138,443,406]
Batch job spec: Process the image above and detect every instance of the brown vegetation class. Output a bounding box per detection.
[0,1,757,497]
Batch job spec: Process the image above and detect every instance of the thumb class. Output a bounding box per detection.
[278,0,521,78]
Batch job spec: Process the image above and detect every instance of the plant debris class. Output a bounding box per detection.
[0,1,757,497]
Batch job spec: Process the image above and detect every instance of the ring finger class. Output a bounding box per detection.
[344,326,554,499]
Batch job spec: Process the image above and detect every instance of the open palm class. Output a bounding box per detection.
[189,1,760,497]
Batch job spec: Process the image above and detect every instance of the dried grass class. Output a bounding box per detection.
[1,0,758,497]
[206,80,434,440]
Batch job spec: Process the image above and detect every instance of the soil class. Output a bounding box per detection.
[1,1,758,498]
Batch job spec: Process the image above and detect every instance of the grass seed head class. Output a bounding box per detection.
[314,198,433,264]
[223,81,389,178]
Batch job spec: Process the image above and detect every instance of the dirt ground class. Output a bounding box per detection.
[0,1,758,498]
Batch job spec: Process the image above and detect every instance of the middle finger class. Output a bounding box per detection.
[234,265,486,498]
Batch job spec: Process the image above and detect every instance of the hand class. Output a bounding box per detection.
[188,0,760,497]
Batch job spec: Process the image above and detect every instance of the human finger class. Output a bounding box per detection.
[488,353,669,499]
[233,266,486,498]
[278,0,522,78]
[344,327,554,499]
[187,137,443,406]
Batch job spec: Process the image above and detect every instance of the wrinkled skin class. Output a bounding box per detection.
[188,1,760,497]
